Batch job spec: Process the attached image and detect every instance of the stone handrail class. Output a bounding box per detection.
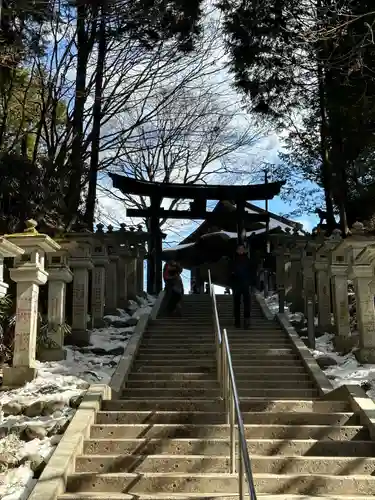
[271,222,375,364]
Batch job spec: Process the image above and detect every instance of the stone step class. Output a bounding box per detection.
[82,438,375,457]
[145,329,280,334]
[65,472,375,494]
[144,333,286,338]
[141,337,288,343]
[135,355,297,363]
[96,411,359,426]
[135,349,292,356]
[133,358,300,367]
[152,318,274,322]
[148,326,281,332]
[140,341,290,347]
[120,388,318,399]
[232,365,305,373]
[143,334,283,340]
[152,318,275,322]
[131,365,216,373]
[75,454,375,474]
[101,399,349,413]
[140,339,288,345]
[127,373,218,381]
[146,327,281,332]
[134,356,298,364]
[131,365,305,373]
[125,379,313,389]
[143,332,283,336]
[121,388,221,398]
[132,363,217,370]
[127,373,312,382]
[136,348,295,357]
[174,315,267,318]
[89,424,367,440]
[58,494,375,500]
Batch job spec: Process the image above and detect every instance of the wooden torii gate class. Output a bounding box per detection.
[108,174,285,294]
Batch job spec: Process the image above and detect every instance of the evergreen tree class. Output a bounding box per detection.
[219,0,375,233]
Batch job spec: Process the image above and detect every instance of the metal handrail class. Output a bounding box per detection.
[207,271,257,500]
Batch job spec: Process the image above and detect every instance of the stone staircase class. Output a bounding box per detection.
[59,294,375,500]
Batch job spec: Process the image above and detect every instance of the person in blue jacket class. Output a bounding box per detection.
[229,244,257,329]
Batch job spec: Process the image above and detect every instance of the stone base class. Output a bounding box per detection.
[2,366,37,387]
[333,335,357,354]
[104,307,119,316]
[288,301,305,314]
[117,299,127,309]
[355,347,375,364]
[37,347,67,362]
[316,324,336,336]
[65,329,91,347]
[93,318,107,328]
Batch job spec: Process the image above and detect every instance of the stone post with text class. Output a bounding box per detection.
[41,246,73,361]
[350,244,375,363]
[91,243,109,327]
[68,237,93,346]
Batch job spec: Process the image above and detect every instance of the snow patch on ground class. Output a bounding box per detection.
[0,294,155,500]
[264,292,375,399]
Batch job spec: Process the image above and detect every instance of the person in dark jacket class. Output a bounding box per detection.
[163,260,184,315]
[229,244,257,329]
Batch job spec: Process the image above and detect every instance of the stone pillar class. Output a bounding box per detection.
[314,261,331,332]
[126,252,137,300]
[348,242,375,362]
[274,246,289,311]
[314,237,341,332]
[117,246,129,308]
[91,244,109,327]
[302,244,317,316]
[287,245,304,312]
[40,251,73,361]
[105,246,119,313]
[136,247,146,294]
[3,220,60,386]
[328,234,352,350]
[352,265,375,362]
[330,268,350,347]
[69,242,93,346]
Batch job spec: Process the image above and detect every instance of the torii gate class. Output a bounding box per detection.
[109,174,284,294]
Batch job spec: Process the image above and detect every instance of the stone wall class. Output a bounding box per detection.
[0,220,147,387]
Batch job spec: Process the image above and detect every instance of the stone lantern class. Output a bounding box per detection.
[3,220,60,386]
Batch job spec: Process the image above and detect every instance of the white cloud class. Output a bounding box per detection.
[296,217,317,233]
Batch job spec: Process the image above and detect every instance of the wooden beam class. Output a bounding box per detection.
[109,173,284,200]
[127,208,269,222]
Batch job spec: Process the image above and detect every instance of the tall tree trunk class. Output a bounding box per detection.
[317,63,336,232]
[84,3,107,231]
[330,131,349,235]
[316,3,336,233]
[324,57,349,234]
[64,4,93,229]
